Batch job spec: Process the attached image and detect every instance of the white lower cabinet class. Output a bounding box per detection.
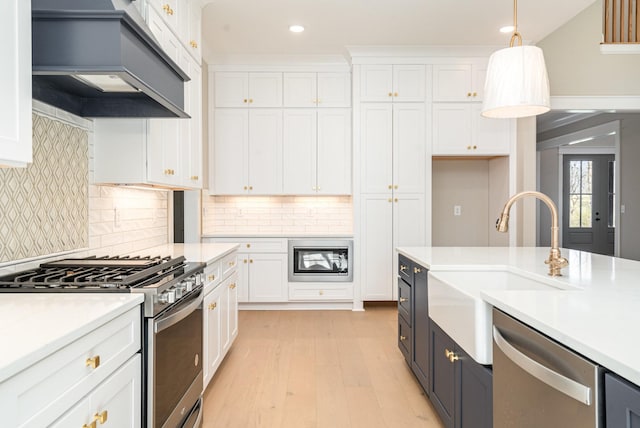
[0,306,142,428]
[202,252,239,390]
[50,354,141,428]
[240,253,288,302]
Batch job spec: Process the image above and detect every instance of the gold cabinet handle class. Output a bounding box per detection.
[229,283,236,289]
[83,422,96,428]
[399,297,408,303]
[400,335,407,341]
[191,175,199,181]
[94,410,108,425]
[86,355,100,369]
[399,264,407,271]
[414,267,421,274]
[190,40,198,48]
[162,4,170,13]
[228,260,236,267]
[208,302,217,310]
[207,274,215,281]
[445,349,459,363]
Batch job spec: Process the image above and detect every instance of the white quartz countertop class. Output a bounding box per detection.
[203,233,353,239]
[138,243,239,264]
[0,294,143,383]
[397,246,640,386]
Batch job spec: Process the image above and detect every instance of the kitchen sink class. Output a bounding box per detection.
[428,270,572,365]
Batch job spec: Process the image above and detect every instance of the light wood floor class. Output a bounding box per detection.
[202,305,444,428]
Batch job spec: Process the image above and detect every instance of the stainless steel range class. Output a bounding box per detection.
[0,255,205,428]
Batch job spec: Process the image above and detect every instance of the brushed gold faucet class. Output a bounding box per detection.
[496,191,568,276]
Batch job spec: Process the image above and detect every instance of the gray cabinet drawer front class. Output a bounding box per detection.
[398,278,411,323]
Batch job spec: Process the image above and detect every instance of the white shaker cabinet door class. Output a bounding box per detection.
[359,65,393,102]
[472,104,512,155]
[393,104,426,194]
[317,109,351,194]
[360,104,393,193]
[433,64,473,102]
[203,285,222,388]
[248,72,283,107]
[317,72,351,107]
[432,103,472,155]
[283,73,317,107]
[361,195,394,300]
[248,109,283,194]
[0,0,31,167]
[227,271,239,347]
[212,109,248,194]
[283,109,317,194]
[214,72,249,107]
[392,65,426,102]
[248,253,288,302]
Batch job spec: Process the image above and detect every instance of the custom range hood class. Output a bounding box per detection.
[32,0,189,118]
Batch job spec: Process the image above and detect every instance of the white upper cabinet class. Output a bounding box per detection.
[186,0,202,62]
[432,103,512,156]
[283,72,351,107]
[433,62,488,102]
[282,109,351,195]
[360,65,426,102]
[215,72,283,107]
[212,109,283,194]
[0,0,32,167]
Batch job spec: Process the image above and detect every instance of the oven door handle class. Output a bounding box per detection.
[154,290,203,334]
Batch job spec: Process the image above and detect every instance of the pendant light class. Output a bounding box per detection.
[482,0,550,119]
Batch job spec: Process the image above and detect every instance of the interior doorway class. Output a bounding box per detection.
[562,154,615,255]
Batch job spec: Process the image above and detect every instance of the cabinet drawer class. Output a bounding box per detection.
[398,254,413,285]
[0,307,141,427]
[288,283,353,301]
[212,238,288,253]
[203,260,221,294]
[398,315,412,364]
[398,278,411,324]
[220,252,238,278]
[50,354,142,428]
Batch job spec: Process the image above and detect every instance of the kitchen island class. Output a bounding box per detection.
[398,246,640,385]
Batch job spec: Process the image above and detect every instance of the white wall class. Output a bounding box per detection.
[537,148,560,247]
[538,2,640,96]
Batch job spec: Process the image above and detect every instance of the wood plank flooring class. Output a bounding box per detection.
[202,305,444,428]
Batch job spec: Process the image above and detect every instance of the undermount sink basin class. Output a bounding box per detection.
[428,270,570,365]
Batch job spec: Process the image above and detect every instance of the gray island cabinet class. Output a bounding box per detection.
[397,253,492,428]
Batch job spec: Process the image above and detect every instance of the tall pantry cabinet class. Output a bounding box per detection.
[354,64,430,301]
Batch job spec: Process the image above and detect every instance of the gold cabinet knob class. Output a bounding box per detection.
[249,99,254,103]
[473,92,477,97]
[319,290,324,296]
[208,302,217,310]
[94,410,108,424]
[243,259,248,263]
[246,243,251,248]
[394,92,398,97]
[243,99,248,103]
[229,283,236,289]
[394,185,398,190]
[190,40,198,48]
[388,92,393,97]
[473,145,477,150]
[394,198,398,203]
[399,297,408,303]
[400,264,407,271]
[249,186,253,190]
[414,267,421,274]
[400,335,407,341]
[467,92,472,97]
[388,198,393,203]
[163,4,170,13]
[445,349,459,363]
[467,145,472,150]
[388,184,393,190]
[86,355,100,369]
[249,259,253,263]
[228,260,235,267]
[191,175,199,181]
[243,185,248,190]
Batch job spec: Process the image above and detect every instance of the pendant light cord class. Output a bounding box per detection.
[509,0,523,47]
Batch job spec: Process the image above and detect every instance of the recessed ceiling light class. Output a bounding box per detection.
[499,25,515,33]
[289,25,305,33]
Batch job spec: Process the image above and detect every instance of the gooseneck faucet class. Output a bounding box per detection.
[496,191,568,276]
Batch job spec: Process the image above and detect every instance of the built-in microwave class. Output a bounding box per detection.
[288,239,353,282]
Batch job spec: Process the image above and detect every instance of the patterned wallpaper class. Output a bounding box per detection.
[0,114,88,262]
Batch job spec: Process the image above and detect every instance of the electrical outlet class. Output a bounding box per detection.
[454,205,462,216]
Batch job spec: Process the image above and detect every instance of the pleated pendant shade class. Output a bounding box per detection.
[481,44,550,119]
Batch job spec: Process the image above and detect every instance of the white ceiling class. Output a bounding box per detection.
[201,0,597,60]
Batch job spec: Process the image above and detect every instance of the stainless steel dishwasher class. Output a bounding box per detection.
[492,308,603,427]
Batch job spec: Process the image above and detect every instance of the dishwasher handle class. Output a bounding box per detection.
[493,326,592,405]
